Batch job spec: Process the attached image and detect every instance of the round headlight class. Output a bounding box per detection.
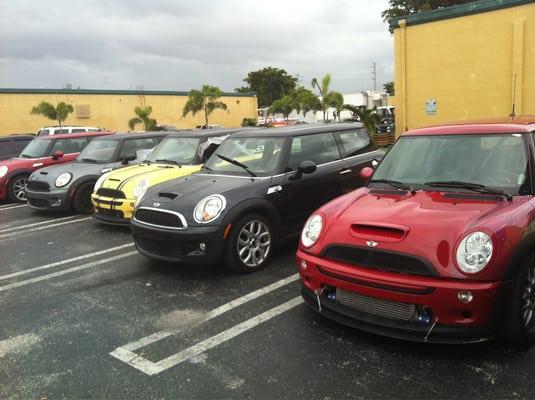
[193,195,226,223]
[0,165,8,178]
[55,172,72,188]
[301,214,323,248]
[456,231,493,274]
[133,178,149,199]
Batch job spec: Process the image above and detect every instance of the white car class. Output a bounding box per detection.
[36,126,102,136]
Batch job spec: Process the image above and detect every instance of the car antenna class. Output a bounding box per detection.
[509,73,517,118]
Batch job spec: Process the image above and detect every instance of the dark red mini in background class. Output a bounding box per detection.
[298,116,535,345]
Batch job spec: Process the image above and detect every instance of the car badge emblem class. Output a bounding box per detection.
[366,240,378,248]
[153,202,160,207]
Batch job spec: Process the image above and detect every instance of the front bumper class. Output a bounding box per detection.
[297,249,511,344]
[91,193,134,225]
[130,219,226,265]
[26,188,70,211]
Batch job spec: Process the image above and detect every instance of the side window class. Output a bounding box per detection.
[0,140,14,157]
[51,138,87,154]
[53,129,69,135]
[120,138,159,158]
[13,139,31,153]
[71,128,86,133]
[287,132,340,170]
[338,129,374,157]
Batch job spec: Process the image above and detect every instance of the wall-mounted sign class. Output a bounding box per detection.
[426,99,437,115]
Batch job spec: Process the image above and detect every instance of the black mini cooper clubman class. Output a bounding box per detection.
[131,123,383,272]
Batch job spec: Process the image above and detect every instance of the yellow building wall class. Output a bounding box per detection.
[0,91,258,135]
[394,2,535,136]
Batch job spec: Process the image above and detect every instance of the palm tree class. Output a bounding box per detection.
[30,101,73,130]
[311,74,344,122]
[292,87,321,117]
[182,85,228,127]
[343,104,381,133]
[128,106,158,131]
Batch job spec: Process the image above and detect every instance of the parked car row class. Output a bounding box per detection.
[3,117,535,347]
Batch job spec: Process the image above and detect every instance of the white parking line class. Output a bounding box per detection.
[0,217,91,239]
[119,273,300,352]
[111,297,303,375]
[0,251,137,292]
[0,203,28,211]
[0,215,81,233]
[0,243,135,281]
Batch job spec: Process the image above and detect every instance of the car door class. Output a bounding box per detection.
[335,128,380,193]
[277,132,345,233]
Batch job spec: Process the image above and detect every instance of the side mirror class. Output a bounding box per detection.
[122,155,137,165]
[359,167,374,180]
[52,150,64,160]
[290,160,317,181]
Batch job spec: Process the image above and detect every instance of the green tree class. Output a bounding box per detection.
[237,67,298,108]
[331,92,344,122]
[311,74,344,122]
[182,85,228,127]
[382,0,473,31]
[30,101,73,130]
[269,95,297,121]
[383,81,395,96]
[343,105,381,133]
[292,87,321,117]
[128,105,158,131]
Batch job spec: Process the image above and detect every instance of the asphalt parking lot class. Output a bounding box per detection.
[1,202,534,399]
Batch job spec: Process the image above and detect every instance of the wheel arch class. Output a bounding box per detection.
[503,232,535,280]
[221,198,283,240]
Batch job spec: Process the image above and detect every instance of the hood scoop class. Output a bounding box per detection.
[350,223,408,242]
[156,192,180,201]
[39,171,48,175]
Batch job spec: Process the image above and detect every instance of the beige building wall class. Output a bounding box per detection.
[0,89,258,135]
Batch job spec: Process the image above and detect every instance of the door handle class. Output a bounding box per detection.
[339,169,352,175]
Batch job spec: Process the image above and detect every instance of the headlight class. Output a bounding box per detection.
[55,172,72,188]
[301,214,323,247]
[0,165,8,178]
[133,178,149,199]
[94,172,109,192]
[193,194,226,223]
[456,231,493,273]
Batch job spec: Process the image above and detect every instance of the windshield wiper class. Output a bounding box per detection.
[79,158,99,163]
[425,180,512,201]
[216,154,256,177]
[370,178,415,193]
[155,159,182,168]
[19,154,32,158]
[203,165,214,173]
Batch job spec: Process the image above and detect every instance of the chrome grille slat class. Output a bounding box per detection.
[336,288,416,321]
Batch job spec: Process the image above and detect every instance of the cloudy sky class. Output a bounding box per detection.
[0,0,393,93]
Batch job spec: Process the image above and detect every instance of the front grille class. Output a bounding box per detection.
[96,207,124,218]
[136,237,183,258]
[321,245,437,277]
[336,288,416,321]
[28,197,49,207]
[27,180,50,192]
[97,188,126,198]
[135,208,185,229]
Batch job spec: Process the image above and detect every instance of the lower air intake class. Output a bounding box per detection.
[336,288,416,321]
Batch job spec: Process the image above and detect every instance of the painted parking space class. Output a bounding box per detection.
[1,204,535,399]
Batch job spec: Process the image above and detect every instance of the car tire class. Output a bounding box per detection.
[73,182,95,214]
[224,213,273,273]
[500,252,535,346]
[7,174,29,202]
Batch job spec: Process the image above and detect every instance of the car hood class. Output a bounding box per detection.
[137,173,269,226]
[100,163,203,197]
[0,157,43,170]
[317,188,533,280]
[29,161,118,185]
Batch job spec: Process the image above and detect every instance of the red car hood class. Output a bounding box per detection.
[318,189,533,280]
[0,157,43,169]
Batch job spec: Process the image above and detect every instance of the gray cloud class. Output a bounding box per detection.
[0,0,393,93]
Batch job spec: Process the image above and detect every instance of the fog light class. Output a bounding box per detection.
[457,290,473,304]
[300,260,307,270]
[199,242,206,251]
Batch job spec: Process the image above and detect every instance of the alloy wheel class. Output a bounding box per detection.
[236,220,271,268]
[522,263,535,331]
[12,177,28,201]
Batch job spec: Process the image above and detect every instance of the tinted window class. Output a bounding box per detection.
[0,141,14,157]
[288,132,340,170]
[338,129,372,157]
[53,129,69,134]
[51,138,88,154]
[13,139,32,153]
[119,138,160,158]
[71,128,86,133]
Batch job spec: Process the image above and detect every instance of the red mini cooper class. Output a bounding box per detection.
[0,131,113,202]
[297,116,535,345]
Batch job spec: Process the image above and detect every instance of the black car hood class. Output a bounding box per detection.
[29,160,121,188]
[137,173,273,226]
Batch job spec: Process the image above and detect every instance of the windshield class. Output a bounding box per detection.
[77,139,119,163]
[146,137,201,165]
[19,139,51,158]
[204,136,285,176]
[372,134,529,195]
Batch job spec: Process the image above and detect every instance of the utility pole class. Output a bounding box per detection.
[371,62,377,91]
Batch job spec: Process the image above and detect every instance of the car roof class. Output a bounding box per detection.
[96,131,168,140]
[404,115,535,136]
[34,131,115,140]
[232,123,365,138]
[165,128,255,139]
